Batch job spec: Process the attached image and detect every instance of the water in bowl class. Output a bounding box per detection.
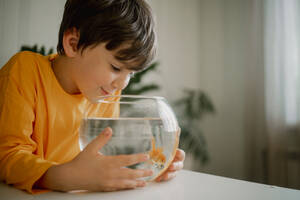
[79,117,179,181]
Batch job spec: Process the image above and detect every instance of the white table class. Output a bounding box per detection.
[1,170,300,200]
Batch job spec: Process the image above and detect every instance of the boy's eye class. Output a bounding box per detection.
[111,65,121,72]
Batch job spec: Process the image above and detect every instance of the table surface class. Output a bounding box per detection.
[1,170,300,200]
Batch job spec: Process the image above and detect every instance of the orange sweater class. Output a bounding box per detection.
[0,51,120,193]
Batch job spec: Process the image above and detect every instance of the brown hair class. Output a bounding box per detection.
[57,0,156,70]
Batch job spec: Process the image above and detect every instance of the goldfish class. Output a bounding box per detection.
[149,137,166,169]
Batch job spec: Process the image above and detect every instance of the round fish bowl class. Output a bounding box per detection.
[79,95,179,181]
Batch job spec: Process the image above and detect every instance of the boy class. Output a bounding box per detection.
[0,0,185,194]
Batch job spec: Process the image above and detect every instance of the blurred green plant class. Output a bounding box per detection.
[123,62,160,95]
[173,89,215,164]
[20,44,54,56]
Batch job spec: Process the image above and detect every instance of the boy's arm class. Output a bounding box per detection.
[34,128,152,192]
[0,147,55,193]
[0,88,55,194]
[0,54,55,194]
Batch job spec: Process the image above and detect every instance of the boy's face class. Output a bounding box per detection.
[70,43,135,102]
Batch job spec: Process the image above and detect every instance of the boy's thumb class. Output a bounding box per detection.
[85,127,112,153]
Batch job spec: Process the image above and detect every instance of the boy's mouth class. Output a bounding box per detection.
[100,87,110,95]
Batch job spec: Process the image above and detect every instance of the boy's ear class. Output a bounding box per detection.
[62,27,80,57]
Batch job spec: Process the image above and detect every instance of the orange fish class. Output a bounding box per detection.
[149,137,166,168]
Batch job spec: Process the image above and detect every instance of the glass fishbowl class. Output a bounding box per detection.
[79,95,179,181]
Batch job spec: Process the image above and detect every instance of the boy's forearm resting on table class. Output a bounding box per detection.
[0,148,55,193]
[33,128,153,192]
[35,162,76,192]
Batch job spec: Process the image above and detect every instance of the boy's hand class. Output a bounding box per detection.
[154,148,185,182]
[155,128,185,182]
[37,127,153,192]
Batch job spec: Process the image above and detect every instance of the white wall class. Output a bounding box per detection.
[148,0,265,181]
[0,0,64,66]
[0,0,265,182]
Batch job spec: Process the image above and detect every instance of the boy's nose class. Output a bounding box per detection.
[112,74,130,90]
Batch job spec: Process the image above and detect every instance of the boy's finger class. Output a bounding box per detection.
[156,171,177,182]
[174,149,185,161]
[109,153,150,168]
[110,179,146,190]
[155,174,163,182]
[85,127,112,153]
[116,168,153,179]
[168,161,184,171]
[162,171,177,181]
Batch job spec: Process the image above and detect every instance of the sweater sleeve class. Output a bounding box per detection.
[0,53,56,194]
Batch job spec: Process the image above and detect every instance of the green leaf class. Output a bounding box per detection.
[122,62,160,95]
[172,88,216,165]
[123,84,160,95]
[179,128,209,165]
[20,44,54,56]
[127,62,159,85]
